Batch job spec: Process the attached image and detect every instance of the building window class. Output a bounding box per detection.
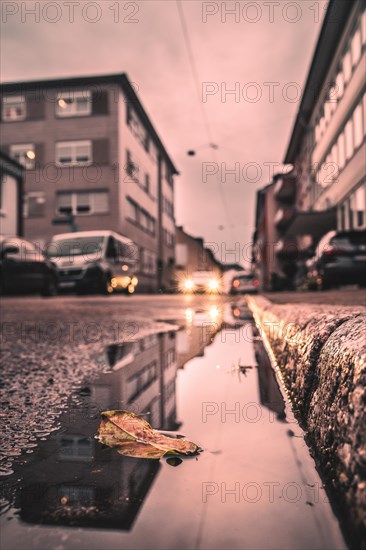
[56,140,92,166]
[2,95,26,121]
[9,144,35,169]
[351,28,362,68]
[354,184,366,228]
[335,71,344,101]
[149,142,158,163]
[125,149,139,180]
[56,90,91,117]
[337,132,346,169]
[58,435,94,462]
[165,348,176,369]
[24,192,46,218]
[127,360,157,402]
[324,101,332,123]
[353,104,364,149]
[127,197,139,223]
[141,248,157,274]
[163,196,174,218]
[362,9,366,46]
[344,119,354,160]
[164,229,174,247]
[144,174,150,193]
[331,143,338,166]
[342,51,352,85]
[339,204,346,230]
[56,190,109,216]
[127,106,148,150]
[164,163,174,187]
[126,197,155,235]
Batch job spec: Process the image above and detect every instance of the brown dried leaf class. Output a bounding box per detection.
[98,410,200,459]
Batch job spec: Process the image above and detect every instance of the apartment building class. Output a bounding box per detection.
[253,1,366,290]
[0,74,178,292]
[0,151,24,236]
[282,0,366,250]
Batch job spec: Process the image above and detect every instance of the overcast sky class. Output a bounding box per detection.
[1,0,327,266]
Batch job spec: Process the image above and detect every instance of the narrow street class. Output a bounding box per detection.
[0,294,346,549]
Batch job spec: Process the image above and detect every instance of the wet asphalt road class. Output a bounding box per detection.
[0,294,347,549]
[0,294,241,476]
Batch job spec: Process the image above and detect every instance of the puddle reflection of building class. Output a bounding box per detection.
[101,330,179,431]
[252,328,286,422]
[176,307,223,369]
[18,330,180,531]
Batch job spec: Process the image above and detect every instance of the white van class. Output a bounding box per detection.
[46,230,139,294]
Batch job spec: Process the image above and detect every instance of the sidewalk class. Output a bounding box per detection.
[246,293,366,549]
[264,288,366,307]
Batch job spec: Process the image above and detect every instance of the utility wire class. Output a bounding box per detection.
[176,0,235,241]
[176,0,213,144]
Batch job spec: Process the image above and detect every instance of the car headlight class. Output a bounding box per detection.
[208,279,219,291]
[209,305,220,319]
[183,279,194,291]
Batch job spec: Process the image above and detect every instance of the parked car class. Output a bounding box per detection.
[180,271,223,294]
[306,230,366,290]
[46,231,139,295]
[0,236,58,296]
[230,273,259,294]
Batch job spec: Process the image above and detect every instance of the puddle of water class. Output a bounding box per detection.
[0,307,346,550]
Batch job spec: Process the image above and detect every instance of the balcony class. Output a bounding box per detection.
[285,208,337,244]
[275,239,299,260]
[274,207,295,230]
[274,176,296,203]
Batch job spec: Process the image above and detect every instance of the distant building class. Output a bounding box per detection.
[252,180,277,291]
[174,226,223,288]
[0,74,178,291]
[18,330,178,531]
[0,151,23,236]
[252,173,301,290]
[253,0,366,290]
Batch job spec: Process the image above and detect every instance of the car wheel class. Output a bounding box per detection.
[41,277,58,297]
[77,286,88,296]
[321,279,331,291]
[100,273,113,295]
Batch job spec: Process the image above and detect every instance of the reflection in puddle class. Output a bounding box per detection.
[3,320,224,531]
[0,305,345,549]
[252,326,286,422]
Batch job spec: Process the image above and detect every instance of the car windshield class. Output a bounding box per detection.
[193,272,213,280]
[237,276,252,281]
[46,236,105,258]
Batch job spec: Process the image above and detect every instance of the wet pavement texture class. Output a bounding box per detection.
[0,295,346,549]
[264,288,366,306]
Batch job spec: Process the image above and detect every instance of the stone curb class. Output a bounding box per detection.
[246,295,366,549]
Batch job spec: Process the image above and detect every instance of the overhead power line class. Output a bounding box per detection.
[176,0,235,241]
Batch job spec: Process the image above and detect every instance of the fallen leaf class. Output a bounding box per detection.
[97,410,200,459]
